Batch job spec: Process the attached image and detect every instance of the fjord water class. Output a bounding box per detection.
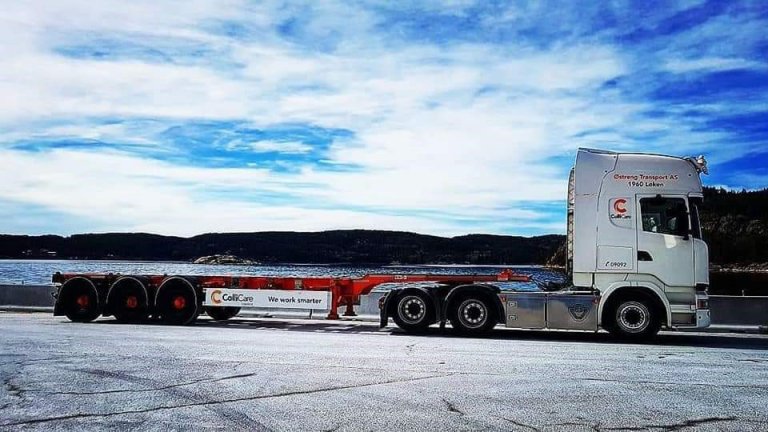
[1,260,764,295]
[0,260,563,292]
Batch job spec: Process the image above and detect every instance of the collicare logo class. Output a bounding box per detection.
[613,198,627,214]
[211,289,222,304]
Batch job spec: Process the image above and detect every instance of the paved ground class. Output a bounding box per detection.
[1,313,768,431]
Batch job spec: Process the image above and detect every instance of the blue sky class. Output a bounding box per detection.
[0,1,766,237]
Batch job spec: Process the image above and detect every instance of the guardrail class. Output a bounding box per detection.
[1,285,765,327]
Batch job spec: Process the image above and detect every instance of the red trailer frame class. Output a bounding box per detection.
[53,269,530,320]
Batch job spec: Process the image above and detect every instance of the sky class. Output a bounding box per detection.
[1,1,766,237]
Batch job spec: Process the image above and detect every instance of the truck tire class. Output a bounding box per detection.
[449,295,496,335]
[205,306,241,321]
[392,292,433,333]
[157,280,199,325]
[110,280,149,323]
[607,299,661,340]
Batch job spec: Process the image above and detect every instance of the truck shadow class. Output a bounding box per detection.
[389,326,768,351]
[91,316,768,351]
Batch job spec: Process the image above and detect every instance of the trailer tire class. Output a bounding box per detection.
[392,292,433,333]
[61,279,100,323]
[606,298,661,340]
[205,306,241,321]
[109,279,149,323]
[449,295,495,335]
[157,278,199,326]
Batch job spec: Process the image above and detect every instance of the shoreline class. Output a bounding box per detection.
[0,258,766,273]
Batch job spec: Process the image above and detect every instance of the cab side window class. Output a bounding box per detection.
[640,197,688,236]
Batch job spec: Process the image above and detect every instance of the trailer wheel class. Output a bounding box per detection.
[393,292,433,333]
[109,279,149,323]
[449,295,495,335]
[607,299,660,340]
[61,279,100,323]
[205,306,241,321]
[157,279,199,325]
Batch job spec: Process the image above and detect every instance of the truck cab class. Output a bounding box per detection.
[567,148,711,336]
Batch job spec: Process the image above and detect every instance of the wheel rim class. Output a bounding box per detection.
[125,295,138,309]
[617,302,650,333]
[76,294,90,309]
[458,299,487,329]
[398,295,426,324]
[172,295,187,310]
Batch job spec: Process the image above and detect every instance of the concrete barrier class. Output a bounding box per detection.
[710,295,768,326]
[0,284,55,308]
[0,286,765,328]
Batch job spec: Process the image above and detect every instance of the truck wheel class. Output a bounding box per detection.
[110,281,149,323]
[157,280,199,325]
[608,299,660,340]
[62,281,100,323]
[205,306,241,321]
[393,292,433,333]
[449,295,496,335]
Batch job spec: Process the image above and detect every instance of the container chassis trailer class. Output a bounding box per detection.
[52,269,534,335]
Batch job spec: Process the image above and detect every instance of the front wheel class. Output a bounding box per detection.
[607,299,660,340]
[449,296,496,335]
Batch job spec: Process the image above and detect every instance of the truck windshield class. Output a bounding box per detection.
[689,196,703,239]
[640,197,689,237]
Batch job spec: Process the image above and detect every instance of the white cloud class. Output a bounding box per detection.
[0,1,761,236]
[664,57,766,74]
[0,148,558,236]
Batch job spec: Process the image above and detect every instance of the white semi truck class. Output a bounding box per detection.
[378,148,711,339]
[53,148,711,340]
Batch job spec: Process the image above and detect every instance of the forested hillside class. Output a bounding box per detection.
[0,231,563,265]
[701,187,768,266]
[0,187,765,266]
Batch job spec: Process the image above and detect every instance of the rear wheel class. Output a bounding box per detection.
[449,295,496,335]
[110,279,149,323]
[205,306,241,321]
[157,279,199,325]
[113,292,148,323]
[62,280,100,323]
[607,299,661,340]
[392,292,433,333]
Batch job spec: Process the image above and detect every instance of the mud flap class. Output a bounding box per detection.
[379,291,393,328]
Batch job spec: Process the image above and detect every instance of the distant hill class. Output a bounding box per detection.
[0,230,564,265]
[700,186,768,266]
[1,186,765,266]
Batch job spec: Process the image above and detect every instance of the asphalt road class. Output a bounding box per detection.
[1,313,768,431]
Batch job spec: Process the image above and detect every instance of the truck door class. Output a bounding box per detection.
[635,195,694,287]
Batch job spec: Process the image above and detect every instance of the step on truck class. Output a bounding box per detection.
[52,148,711,340]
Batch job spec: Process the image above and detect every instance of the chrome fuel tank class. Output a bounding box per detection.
[502,292,598,331]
